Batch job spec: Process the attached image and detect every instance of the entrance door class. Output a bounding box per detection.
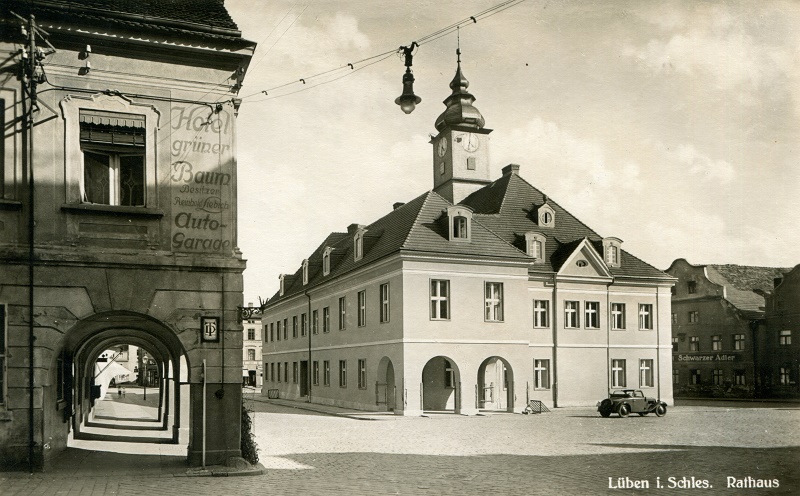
[300,361,309,396]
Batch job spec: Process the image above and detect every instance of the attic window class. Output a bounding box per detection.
[538,203,555,228]
[524,232,546,263]
[302,259,309,285]
[279,274,286,297]
[602,237,623,268]
[323,247,333,276]
[446,206,473,242]
[354,229,367,261]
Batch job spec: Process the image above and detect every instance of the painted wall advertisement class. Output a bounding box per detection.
[169,104,235,254]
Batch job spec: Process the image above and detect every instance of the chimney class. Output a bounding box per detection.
[347,223,366,235]
[502,164,520,176]
[393,202,405,210]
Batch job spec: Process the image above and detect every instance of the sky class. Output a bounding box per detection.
[225,0,800,305]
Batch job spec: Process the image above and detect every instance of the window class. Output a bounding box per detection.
[534,359,550,390]
[80,112,146,206]
[639,304,653,330]
[672,336,679,351]
[672,369,679,385]
[611,359,626,388]
[302,259,309,285]
[247,328,255,341]
[524,232,546,262]
[779,367,791,385]
[687,281,697,294]
[691,369,701,385]
[611,303,626,330]
[293,362,298,384]
[639,359,653,387]
[444,359,455,389]
[323,307,330,333]
[283,318,288,340]
[276,321,281,341]
[485,282,504,322]
[354,230,364,261]
[358,290,366,327]
[538,204,555,227]
[292,316,298,338]
[533,300,549,328]
[270,323,274,342]
[312,361,319,386]
[380,283,390,323]
[689,336,699,351]
[603,237,622,267]
[284,362,288,383]
[453,216,468,239]
[711,335,722,351]
[733,334,745,350]
[301,313,307,336]
[270,363,274,382]
[323,247,332,276]
[312,309,319,334]
[671,313,677,324]
[607,245,618,265]
[779,330,792,346]
[734,370,745,385]
[247,349,255,361]
[338,297,346,330]
[277,362,281,382]
[712,369,723,386]
[339,360,347,387]
[585,301,599,329]
[689,311,699,323]
[430,280,450,320]
[323,360,330,386]
[358,359,367,389]
[265,362,269,382]
[564,301,579,328]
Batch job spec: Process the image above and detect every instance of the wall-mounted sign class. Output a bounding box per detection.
[201,316,220,343]
[676,354,740,362]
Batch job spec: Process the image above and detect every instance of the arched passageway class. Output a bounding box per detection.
[376,357,396,411]
[422,356,460,412]
[477,356,514,412]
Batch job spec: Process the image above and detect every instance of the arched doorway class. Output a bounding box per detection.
[376,357,396,411]
[477,356,514,412]
[421,356,460,412]
[54,311,190,459]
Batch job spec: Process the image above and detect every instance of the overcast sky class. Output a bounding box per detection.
[225,0,800,305]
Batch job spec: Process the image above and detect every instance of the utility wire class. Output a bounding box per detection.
[239,0,527,103]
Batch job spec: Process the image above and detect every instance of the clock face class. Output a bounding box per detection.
[462,133,479,152]
[437,137,448,157]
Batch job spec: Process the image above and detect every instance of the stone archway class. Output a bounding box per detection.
[421,356,461,412]
[376,357,396,411]
[477,356,514,412]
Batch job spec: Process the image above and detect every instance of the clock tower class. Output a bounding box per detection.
[431,49,492,204]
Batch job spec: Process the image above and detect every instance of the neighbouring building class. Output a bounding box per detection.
[0,0,254,470]
[666,259,791,399]
[260,56,675,415]
[242,304,263,388]
[763,265,800,398]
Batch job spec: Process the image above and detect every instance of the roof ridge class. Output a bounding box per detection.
[402,191,440,249]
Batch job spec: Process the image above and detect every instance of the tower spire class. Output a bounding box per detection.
[435,46,485,132]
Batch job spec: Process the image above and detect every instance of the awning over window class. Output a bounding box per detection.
[79,110,145,128]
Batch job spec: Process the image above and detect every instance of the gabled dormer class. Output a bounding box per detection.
[524,231,547,263]
[537,200,555,228]
[556,238,613,283]
[349,224,368,262]
[603,237,623,268]
[322,247,334,276]
[279,274,288,296]
[302,259,309,285]
[445,205,473,242]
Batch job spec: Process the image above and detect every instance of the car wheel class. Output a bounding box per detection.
[655,404,667,417]
[618,404,630,418]
[598,399,612,418]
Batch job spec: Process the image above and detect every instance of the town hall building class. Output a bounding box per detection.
[260,55,675,414]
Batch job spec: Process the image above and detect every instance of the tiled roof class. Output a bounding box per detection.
[706,264,790,316]
[4,0,250,45]
[461,172,669,279]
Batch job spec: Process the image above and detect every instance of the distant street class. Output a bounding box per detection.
[2,399,798,495]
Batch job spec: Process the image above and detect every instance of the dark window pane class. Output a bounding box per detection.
[120,155,144,206]
[83,151,110,204]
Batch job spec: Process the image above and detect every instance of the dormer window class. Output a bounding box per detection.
[446,205,473,242]
[302,259,309,285]
[279,274,286,297]
[603,237,623,268]
[538,203,555,228]
[524,232,546,262]
[353,228,367,261]
[322,247,333,276]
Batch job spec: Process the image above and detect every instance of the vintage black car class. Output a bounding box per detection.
[596,389,667,417]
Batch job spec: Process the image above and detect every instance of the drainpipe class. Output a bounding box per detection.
[24,15,36,473]
[202,359,206,468]
[551,275,558,408]
[305,291,312,402]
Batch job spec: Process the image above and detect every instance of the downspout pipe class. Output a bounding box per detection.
[25,14,36,474]
[305,291,312,402]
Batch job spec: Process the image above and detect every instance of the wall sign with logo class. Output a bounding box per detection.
[201,316,220,343]
[676,354,740,362]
